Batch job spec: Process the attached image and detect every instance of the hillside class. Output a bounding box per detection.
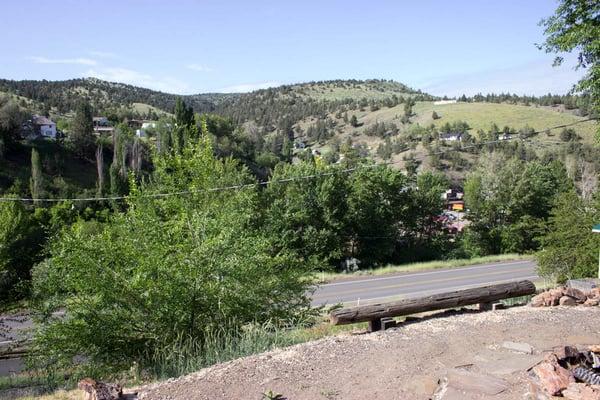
[0,78,233,116]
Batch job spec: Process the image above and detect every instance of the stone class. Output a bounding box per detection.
[478,302,493,311]
[562,382,600,400]
[531,356,575,396]
[443,368,510,395]
[78,378,123,400]
[530,293,546,307]
[567,279,599,292]
[553,345,581,360]
[565,287,588,303]
[560,296,577,306]
[584,297,600,307]
[503,341,534,354]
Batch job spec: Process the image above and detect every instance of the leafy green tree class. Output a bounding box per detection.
[0,199,45,301]
[463,154,572,255]
[263,162,348,268]
[537,190,600,281]
[539,0,600,116]
[30,148,44,204]
[345,166,410,266]
[349,114,359,127]
[31,134,314,372]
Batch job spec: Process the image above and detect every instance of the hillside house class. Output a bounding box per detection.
[442,188,465,211]
[93,117,114,134]
[32,115,57,139]
[136,121,157,137]
[440,132,462,142]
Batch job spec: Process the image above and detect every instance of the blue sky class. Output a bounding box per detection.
[0,0,585,96]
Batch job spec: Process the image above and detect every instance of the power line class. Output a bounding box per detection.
[0,117,597,203]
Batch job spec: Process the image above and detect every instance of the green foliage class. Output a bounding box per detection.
[0,199,45,301]
[31,135,315,373]
[30,148,44,203]
[70,102,95,158]
[537,190,600,281]
[539,0,600,115]
[463,154,572,255]
[349,114,359,127]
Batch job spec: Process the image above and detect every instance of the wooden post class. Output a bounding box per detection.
[330,280,536,326]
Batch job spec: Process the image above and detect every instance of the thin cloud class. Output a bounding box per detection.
[88,50,117,59]
[28,56,97,66]
[186,64,213,72]
[421,57,586,97]
[217,81,281,93]
[83,67,190,94]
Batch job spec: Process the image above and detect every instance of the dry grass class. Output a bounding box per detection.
[316,254,533,283]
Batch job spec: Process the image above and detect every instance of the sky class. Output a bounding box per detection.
[0,0,586,96]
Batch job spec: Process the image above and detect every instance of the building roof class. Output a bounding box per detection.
[440,132,462,139]
[32,115,55,125]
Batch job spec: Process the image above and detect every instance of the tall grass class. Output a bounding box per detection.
[317,254,532,282]
[145,320,345,380]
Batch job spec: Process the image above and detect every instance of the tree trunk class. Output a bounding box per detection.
[330,280,536,325]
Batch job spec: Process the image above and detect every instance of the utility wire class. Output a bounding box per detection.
[0,117,596,203]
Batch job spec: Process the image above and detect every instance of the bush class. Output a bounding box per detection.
[31,137,315,373]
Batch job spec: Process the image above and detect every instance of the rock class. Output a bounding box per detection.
[531,356,575,396]
[584,297,600,307]
[530,293,546,307]
[565,287,588,303]
[567,279,599,293]
[78,378,123,400]
[589,345,600,353]
[443,368,510,395]
[562,382,600,400]
[502,341,534,354]
[560,296,577,306]
[553,345,581,360]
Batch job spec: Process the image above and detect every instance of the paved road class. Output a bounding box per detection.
[311,260,537,306]
[0,260,537,377]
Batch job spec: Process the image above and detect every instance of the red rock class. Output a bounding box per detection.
[532,357,575,396]
[531,293,546,307]
[560,296,578,306]
[584,298,600,307]
[566,287,588,303]
[562,382,600,400]
[78,378,123,400]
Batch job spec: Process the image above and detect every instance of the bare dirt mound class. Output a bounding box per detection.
[138,307,600,400]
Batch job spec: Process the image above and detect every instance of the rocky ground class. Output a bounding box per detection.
[135,306,600,400]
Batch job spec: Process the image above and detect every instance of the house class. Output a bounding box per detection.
[136,121,158,137]
[442,188,465,211]
[440,132,462,142]
[93,117,114,134]
[433,99,457,105]
[32,115,57,139]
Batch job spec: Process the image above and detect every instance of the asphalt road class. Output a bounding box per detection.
[0,260,537,377]
[311,260,538,307]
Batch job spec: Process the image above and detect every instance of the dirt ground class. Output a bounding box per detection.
[136,306,600,400]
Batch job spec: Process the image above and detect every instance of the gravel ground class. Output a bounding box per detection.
[137,306,600,400]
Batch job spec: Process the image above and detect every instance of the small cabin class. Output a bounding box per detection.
[32,115,57,139]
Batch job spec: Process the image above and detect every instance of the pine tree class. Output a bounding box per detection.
[70,102,95,158]
[350,114,359,127]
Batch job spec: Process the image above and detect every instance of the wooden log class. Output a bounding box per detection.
[330,280,536,325]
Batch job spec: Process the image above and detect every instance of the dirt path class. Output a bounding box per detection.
[137,306,600,400]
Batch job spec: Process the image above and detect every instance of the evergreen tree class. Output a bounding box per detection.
[350,114,359,127]
[70,102,95,158]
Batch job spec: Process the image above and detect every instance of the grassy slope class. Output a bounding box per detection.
[292,81,417,101]
[413,101,597,143]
